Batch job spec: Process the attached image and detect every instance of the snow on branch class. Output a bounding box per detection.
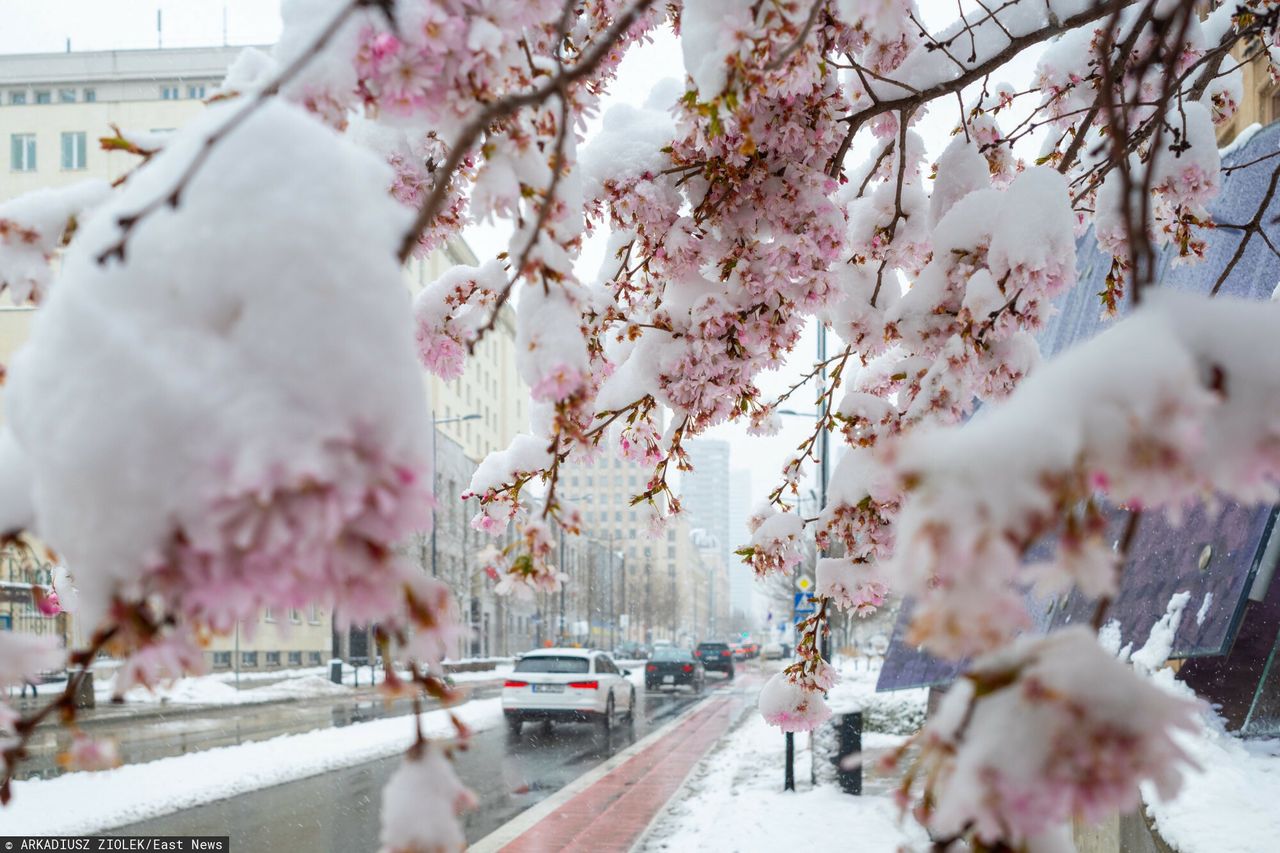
[892,291,1280,659]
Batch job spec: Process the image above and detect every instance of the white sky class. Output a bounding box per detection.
[0,0,1047,513]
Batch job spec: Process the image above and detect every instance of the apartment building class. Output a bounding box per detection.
[558,445,713,646]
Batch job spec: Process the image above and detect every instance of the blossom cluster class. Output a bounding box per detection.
[880,628,1200,845]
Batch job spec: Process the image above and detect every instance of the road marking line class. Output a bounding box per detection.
[468,689,726,852]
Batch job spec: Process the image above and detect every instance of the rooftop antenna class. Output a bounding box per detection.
[157,9,163,49]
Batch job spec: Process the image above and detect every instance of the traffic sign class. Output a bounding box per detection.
[794,591,816,618]
[797,576,813,592]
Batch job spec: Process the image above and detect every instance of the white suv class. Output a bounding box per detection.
[502,648,636,735]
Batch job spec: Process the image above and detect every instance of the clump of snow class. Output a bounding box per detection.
[0,180,110,305]
[379,742,478,853]
[758,671,831,733]
[815,557,887,615]
[1131,591,1190,674]
[1196,591,1213,626]
[892,291,1280,658]
[742,509,804,577]
[2,98,433,647]
[1220,122,1264,160]
[899,627,1201,846]
[680,0,753,98]
[110,672,352,706]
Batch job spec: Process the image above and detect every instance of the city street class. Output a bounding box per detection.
[106,672,743,850]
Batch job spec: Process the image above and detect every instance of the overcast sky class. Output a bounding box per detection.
[0,1,1045,519]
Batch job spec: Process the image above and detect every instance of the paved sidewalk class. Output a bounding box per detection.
[483,674,761,853]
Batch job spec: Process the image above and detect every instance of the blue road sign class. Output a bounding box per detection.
[794,592,816,623]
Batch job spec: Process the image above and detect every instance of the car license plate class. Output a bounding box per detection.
[663,675,674,684]
[532,684,564,693]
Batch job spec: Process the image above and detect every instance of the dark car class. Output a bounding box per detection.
[695,642,735,678]
[644,647,705,692]
[615,642,650,660]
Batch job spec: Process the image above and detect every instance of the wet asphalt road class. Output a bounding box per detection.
[108,678,727,850]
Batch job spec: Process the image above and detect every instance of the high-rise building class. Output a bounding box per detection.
[727,467,754,618]
[680,438,732,588]
[559,445,708,645]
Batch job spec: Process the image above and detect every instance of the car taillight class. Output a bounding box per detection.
[682,664,693,673]
[504,680,528,688]
[646,664,657,672]
[568,681,598,689]
[722,650,732,656]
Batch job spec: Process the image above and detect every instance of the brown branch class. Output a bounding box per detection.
[841,0,1143,138]
[764,0,827,72]
[1091,509,1141,631]
[1211,163,1280,295]
[396,0,658,263]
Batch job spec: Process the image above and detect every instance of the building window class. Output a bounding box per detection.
[288,651,302,666]
[212,651,231,668]
[83,88,96,103]
[265,651,281,667]
[58,88,75,103]
[187,84,206,99]
[9,91,26,105]
[289,608,301,623]
[34,90,50,105]
[10,134,35,172]
[161,85,179,100]
[308,604,320,624]
[263,607,275,622]
[309,651,322,665]
[60,132,86,171]
[241,651,258,667]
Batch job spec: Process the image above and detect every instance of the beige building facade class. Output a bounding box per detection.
[560,451,713,647]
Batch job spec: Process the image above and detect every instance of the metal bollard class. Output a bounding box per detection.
[835,711,863,795]
[784,731,795,791]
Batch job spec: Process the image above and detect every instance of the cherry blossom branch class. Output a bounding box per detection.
[838,0,1143,139]
[395,0,658,264]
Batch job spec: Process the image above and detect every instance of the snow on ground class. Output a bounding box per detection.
[639,704,928,852]
[11,659,515,707]
[108,673,353,705]
[0,698,503,835]
[1144,671,1280,853]
[828,656,928,735]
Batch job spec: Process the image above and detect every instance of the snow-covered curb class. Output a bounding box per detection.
[0,698,502,835]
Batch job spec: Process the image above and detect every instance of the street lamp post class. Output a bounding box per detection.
[778,323,832,791]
